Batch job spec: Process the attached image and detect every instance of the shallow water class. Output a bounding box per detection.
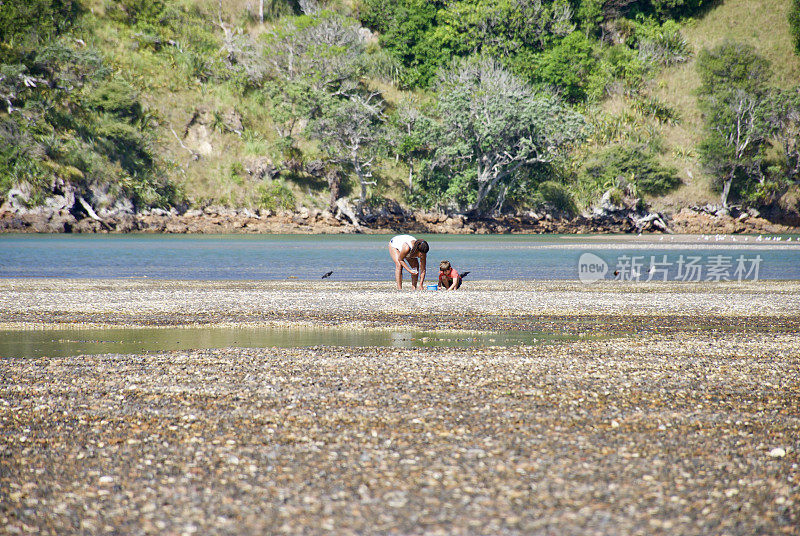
[0,326,610,359]
[2,233,800,280]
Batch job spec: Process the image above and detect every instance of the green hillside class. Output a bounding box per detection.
[1,0,799,220]
[651,0,800,212]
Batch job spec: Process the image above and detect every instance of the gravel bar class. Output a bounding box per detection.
[1,279,800,330]
[1,279,799,535]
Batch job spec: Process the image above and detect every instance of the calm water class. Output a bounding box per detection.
[0,326,611,359]
[1,233,800,281]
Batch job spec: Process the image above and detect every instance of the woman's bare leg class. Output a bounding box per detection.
[389,247,404,289]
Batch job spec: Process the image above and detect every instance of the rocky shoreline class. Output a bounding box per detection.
[1,202,798,235]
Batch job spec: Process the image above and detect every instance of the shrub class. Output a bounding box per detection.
[598,43,649,96]
[576,0,604,37]
[125,171,184,209]
[85,80,143,121]
[93,117,154,175]
[533,181,578,216]
[258,181,296,211]
[580,144,681,197]
[0,118,47,200]
[0,146,45,202]
[627,0,711,21]
[606,186,625,207]
[229,162,246,185]
[106,0,166,26]
[631,95,680,125]
[633,18,692,67]
[742,179,785,207]
[535,32,597,102]
[696,40,771,98]
[32,40,109,92]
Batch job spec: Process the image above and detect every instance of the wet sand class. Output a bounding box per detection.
[1,279,799,535]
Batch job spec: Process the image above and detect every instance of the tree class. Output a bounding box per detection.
[764,87,800,183]
[260,10,393,208]
[427,56,586,216]
[700,88,771,206]
[0,0,182,213]
[696,41,773,207]
[386,96,434,190]
[263,80,315,149]
[436,0,574,59]
[309,93,385,211]
[264,11,369,95]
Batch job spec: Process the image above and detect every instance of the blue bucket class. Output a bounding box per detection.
[426,284,438,291]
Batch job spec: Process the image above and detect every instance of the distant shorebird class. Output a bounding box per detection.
[321,271,333,279]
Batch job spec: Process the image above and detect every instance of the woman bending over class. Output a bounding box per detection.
[388,235,429,290]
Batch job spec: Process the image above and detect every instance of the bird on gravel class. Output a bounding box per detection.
[321,271,333,279]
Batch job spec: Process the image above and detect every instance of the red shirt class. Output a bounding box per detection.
[439,267,459,284]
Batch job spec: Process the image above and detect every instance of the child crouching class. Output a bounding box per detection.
[438,260,462,290]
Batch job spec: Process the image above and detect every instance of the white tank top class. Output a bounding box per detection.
[389,235,416,252]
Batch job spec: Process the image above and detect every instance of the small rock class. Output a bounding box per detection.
[768,447,786,458]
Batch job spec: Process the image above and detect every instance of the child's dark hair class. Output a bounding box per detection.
[440,260,451,271]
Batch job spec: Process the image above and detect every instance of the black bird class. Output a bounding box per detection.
[321,271,333,279]
[460,271,470,279]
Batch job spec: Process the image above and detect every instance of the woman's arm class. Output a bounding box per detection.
[399,244,418,274]
[416,254,426,289]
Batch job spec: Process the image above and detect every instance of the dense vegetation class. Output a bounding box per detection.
[0,0,181,214]
[1,0,799,219]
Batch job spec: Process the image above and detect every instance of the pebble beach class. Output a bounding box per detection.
[1,279,799,535]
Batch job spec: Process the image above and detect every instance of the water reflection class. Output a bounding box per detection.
[0,326,601,359]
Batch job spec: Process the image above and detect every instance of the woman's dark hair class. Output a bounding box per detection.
[415,240,429,254]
